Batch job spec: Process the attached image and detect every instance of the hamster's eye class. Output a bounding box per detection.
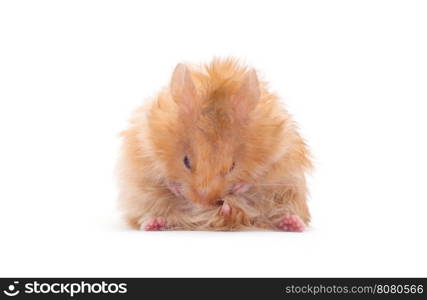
[183,156,191,169]
[229,162,236,172]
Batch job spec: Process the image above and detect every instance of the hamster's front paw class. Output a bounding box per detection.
[140,217,169,231]
[277,214,306,232]
[219,201,231,216]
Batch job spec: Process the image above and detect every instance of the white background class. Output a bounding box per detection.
[1,0,426,277]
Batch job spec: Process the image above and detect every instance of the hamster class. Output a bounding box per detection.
[117,58,312,231]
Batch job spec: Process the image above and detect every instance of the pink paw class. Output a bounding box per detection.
[220,202,231,216]
[277,214,306,232]
[141,217,168,231]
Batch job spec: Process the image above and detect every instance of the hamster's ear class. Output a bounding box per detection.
[231,69,260,122]
[170,63,199,115]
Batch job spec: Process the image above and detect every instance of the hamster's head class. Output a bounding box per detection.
[149,63,284,207]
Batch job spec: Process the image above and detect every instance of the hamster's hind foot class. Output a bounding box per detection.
[140,217,169,231]
[277,214,306,232]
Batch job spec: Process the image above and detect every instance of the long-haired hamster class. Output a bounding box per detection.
[118,58,312,231]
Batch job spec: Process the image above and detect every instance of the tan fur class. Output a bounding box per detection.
[117,58,312,231]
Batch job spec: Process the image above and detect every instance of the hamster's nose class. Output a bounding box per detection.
[198,190,207,200]
[196,190,207,203]
[197,189,221,207]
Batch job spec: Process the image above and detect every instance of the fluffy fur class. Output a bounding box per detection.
[117,58,312,231]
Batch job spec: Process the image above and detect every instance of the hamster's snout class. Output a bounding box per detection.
[196,188,222,207]
[191,176,226,206]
